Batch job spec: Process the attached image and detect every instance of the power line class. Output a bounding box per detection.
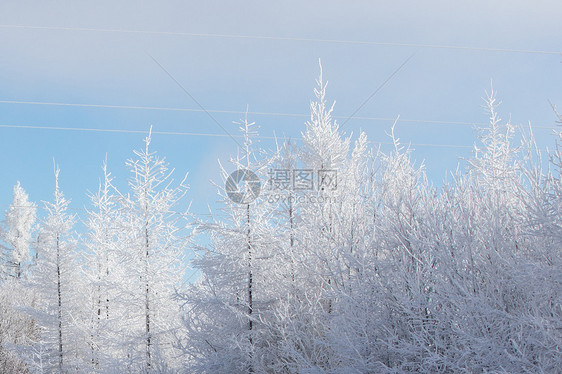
[0,123,476,149]
[0,123,276,139]
[0,99,558,130]
[145,52,243,149]
[341,53,415,128]
[0,24,559,56]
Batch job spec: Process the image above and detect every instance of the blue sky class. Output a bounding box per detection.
[0,1,561,220]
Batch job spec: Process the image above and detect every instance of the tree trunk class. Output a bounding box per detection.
[56,234,63,372]
[247,203,253,373]
[144,225,152,371]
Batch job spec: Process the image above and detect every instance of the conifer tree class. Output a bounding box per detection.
[27,167,81,372]
[117,131,189,372]
[1,182,36,279]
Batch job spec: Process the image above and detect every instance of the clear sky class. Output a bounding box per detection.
[0,1,560,220]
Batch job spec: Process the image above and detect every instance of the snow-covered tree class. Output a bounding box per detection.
[115,131,189,372]
[180,116,285,373]
[81,161,125,372]
[25,166,83,372]
[1,182,36,279]
[1,66,560,373]
[0,183,36,373]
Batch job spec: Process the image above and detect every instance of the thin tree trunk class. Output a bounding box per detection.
[289,195,295,283]
[144,224,152,371]
[247,203,253,373]
[56,234,63,372]
[106,252,110,319]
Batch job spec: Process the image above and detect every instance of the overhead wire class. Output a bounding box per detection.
[0,123,476,149]
[0,100,558,130]
[0,123,277,139]
[0,24,559,55]
[0,24,557,150]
